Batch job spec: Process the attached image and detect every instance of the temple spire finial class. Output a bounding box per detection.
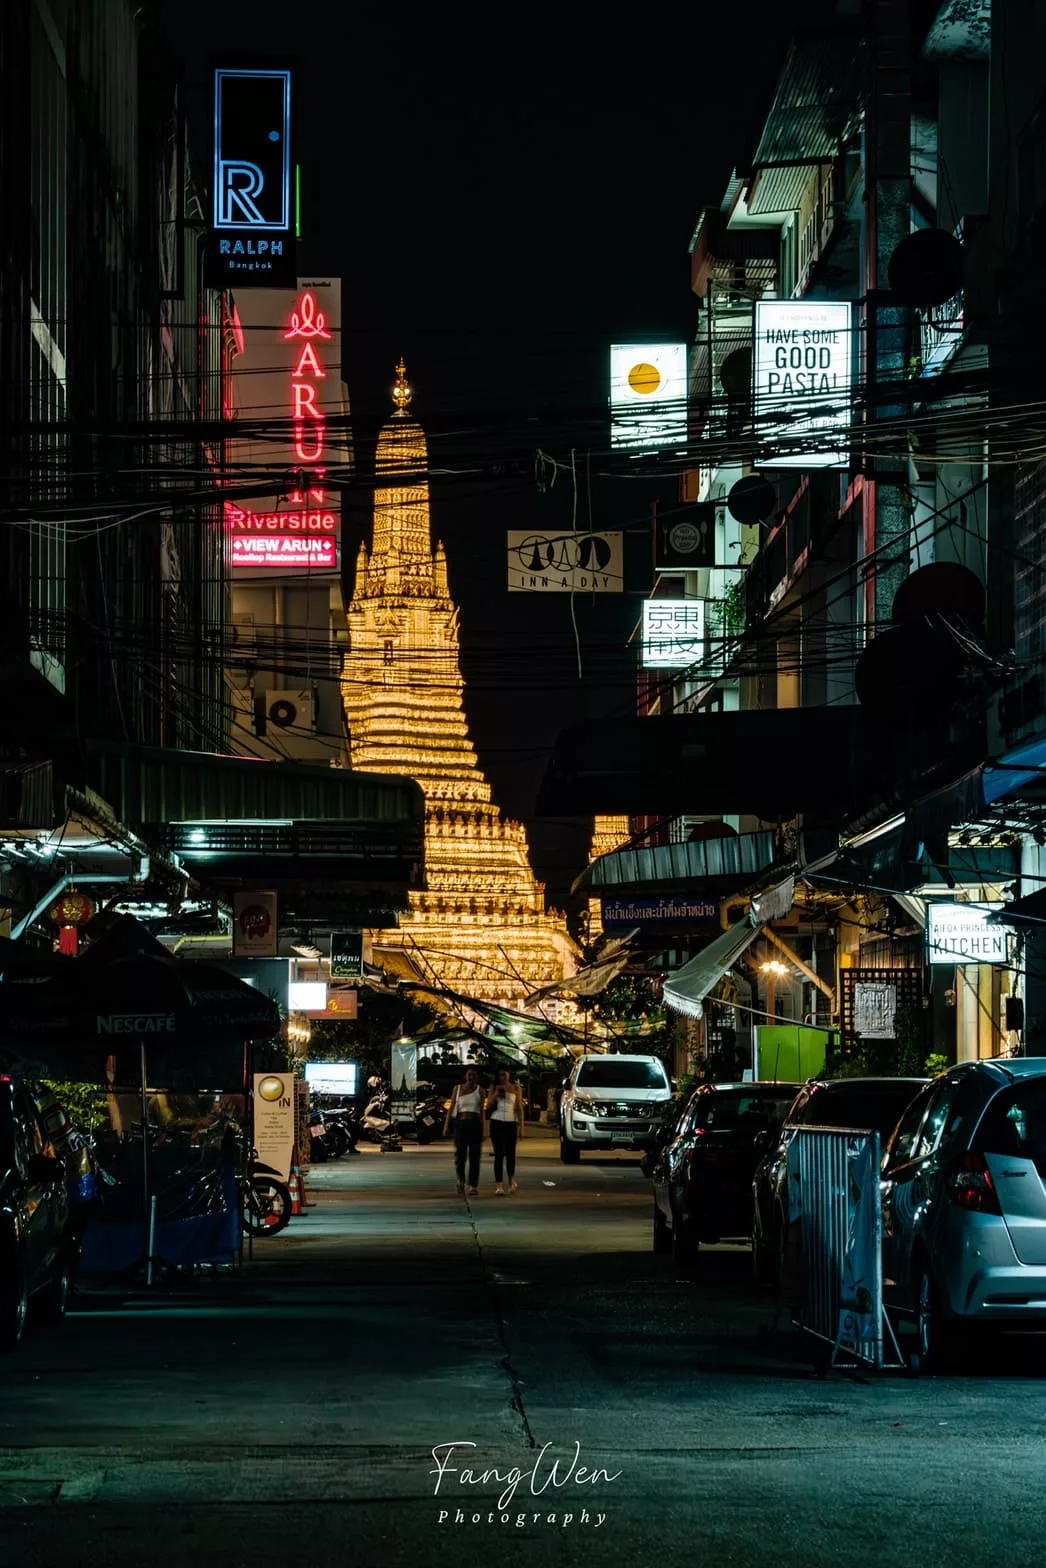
[392,356,412,414]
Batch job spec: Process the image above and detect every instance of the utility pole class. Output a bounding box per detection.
[863,0,913,629]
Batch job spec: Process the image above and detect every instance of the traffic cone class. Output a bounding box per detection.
[288,1163,304,1217]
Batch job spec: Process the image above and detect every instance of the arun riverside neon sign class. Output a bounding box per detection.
[225,282,343,572]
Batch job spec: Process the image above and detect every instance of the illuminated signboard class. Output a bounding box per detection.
[752,300,852,468]
[224,279,345,574]
[210,65,296,287]
[611,344,688,451]
[927,903,1015,966]
[642,598,705,668]
[506,530,623,592]
[305,1062,358,1095]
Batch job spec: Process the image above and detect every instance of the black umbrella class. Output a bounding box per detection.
[0,917,281,1280]
[0,915,279,1085]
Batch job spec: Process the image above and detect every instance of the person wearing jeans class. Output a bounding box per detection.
[486,1068,525,1195]
[444,1066,485,1194]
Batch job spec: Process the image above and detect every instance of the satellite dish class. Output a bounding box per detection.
[855,622,967,720]
[887,228,963,308]
[892,561,986,631]
[719,348,752,399]
[727,474,777,526]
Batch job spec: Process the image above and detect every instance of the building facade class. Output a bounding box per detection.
[557,0,1046,1075]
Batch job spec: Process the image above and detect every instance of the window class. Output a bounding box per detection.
[575,1059,669,1090]
[885,1085,933,1167]
[808,1084,924,1140]
[975,1078,1046,1175]
[913,1077,982,1160]
[698,1091,797,1131]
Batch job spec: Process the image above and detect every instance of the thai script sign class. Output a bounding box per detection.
[601,895,719,928]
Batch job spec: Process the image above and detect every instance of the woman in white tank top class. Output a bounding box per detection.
[486,1069,524,1194]
[444,1067,485,1195]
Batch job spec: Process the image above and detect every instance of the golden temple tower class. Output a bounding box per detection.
[342,362,576,1009]
[587,816,633,939]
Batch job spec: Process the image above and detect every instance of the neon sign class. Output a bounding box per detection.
[225,283,342,573]
[210,66,295,288]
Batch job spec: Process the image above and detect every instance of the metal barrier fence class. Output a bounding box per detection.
[785,1125,904,1370]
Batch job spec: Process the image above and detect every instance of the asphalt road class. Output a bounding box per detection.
[3,1126,1046,1568]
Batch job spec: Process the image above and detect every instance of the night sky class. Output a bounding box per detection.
[163,0,817,900]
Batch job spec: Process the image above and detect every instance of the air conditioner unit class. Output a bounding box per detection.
[265,689,316,732]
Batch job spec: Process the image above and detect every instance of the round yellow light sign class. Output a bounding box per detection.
[627,361,661,396]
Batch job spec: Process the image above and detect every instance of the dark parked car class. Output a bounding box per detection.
[752,1076,927,1285]
[651,1082,801,1264]
[881,1058,1046,1369]
[0,1079,76,1351]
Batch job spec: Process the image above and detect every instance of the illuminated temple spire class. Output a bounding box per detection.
[343,371,576,1009]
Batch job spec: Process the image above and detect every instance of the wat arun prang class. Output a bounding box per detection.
[342,363,576,1011]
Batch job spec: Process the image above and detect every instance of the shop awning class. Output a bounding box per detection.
[538,708,979,819]
[572,829,777,897]
[78,741,426,912]
[663,919,764,1020]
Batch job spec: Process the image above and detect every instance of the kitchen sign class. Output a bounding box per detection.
[753,300,852,469]
[927,903,1015,965]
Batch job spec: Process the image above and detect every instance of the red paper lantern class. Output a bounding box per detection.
[47,891,96,927]
[47,891,96,957]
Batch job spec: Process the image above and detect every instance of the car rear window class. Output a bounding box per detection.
[975,1079,1046,1176]
[575,1060,669,1090]
[803,1085,921,1139]
[697,1093,797,1131]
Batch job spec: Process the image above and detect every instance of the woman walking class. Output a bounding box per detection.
[443,1066,485,1195]
[486,1068,524,1195]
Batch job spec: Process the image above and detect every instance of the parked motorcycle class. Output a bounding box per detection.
[319,1107,361,1156]
[358,1084,444,1144]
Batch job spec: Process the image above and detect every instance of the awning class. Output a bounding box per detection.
[538,708,980,819]
[79,741,426,913]
[572,830,777,897]
[663,919,763,1020]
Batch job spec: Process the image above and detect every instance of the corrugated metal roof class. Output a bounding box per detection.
[84,741,425,832]
[748,32,863,216]
[572,829,777,896]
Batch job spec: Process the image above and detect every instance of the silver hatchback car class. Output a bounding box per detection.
[881,1057,1046,1368]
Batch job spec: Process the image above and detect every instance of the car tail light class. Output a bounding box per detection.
[948,1152,1001,1214]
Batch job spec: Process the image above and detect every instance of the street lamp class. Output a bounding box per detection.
[759,958,790,1019]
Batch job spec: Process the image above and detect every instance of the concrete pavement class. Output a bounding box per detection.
[2,1127,1046,1566]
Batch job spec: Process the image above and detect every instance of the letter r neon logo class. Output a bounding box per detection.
[219,161,266,224]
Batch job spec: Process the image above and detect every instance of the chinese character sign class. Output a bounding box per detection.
[642,599,705,669]
[224,279,346,574]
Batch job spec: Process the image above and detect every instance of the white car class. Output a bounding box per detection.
[560,1054,674,1164]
